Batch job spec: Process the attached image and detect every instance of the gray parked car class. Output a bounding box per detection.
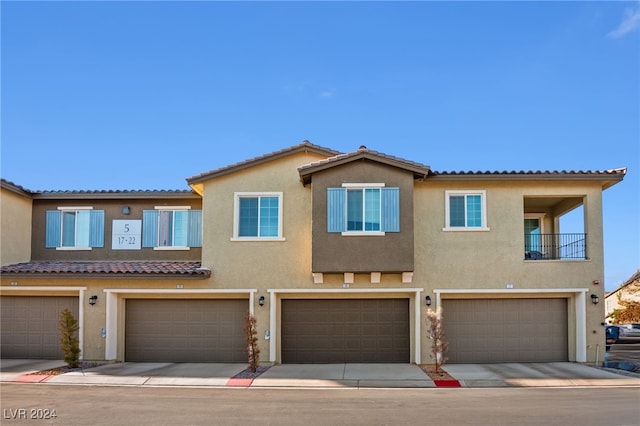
[617,324,640,342]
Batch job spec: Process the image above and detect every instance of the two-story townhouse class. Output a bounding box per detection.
[0,141,626,366]
[1,182,209,361]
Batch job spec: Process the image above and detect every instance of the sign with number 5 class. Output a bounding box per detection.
[112,220,142,250]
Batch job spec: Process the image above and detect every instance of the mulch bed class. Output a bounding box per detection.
[418,364,456,381]
[231,366,270,379]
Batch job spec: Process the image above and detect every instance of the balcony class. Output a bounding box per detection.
[524,233,587,260]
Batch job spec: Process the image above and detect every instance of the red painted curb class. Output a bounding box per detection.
[13,374,53,383]
[226,378,254,387]
[434,380,461,388]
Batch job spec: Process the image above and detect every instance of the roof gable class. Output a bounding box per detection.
[298,145,431,185]
[187,141,340,187]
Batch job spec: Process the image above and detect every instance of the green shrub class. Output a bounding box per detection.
[59,308,81,368]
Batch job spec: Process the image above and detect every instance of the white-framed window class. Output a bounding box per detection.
[327,183,400,235]
[524,213,547,259]
[232,192,284,241]
[45,207,105,250]
[443,190,489,231]
[142,206,202,250]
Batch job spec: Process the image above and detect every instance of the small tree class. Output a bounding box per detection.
[244,311,260,373]
[59,308,81,368]
[426,307,448,373]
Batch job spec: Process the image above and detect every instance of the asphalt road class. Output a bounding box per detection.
[1,384,638,425]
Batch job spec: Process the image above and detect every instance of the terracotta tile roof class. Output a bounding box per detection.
[430,168,627,176]
[37,189,194,195]
[0,178,33,197]
[427,167,627,189]
[32,189,198,201]
[1,179,197,199]
[0,261,211,278]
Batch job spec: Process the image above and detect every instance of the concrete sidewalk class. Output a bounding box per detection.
[2,360,639,388]
[252,363,435,388]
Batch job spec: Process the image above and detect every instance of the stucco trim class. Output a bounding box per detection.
[0,286,88,360]
[432,288,589,362]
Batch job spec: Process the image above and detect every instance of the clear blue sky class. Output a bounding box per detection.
[2,1,638,291]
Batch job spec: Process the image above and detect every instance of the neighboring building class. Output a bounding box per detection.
[0,141,627,365]
[605,270,640,322]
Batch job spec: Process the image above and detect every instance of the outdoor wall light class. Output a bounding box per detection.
[590,294,599,305]
[122,206,131,215]
[89,295,98,306]
[258,296,265,307]
[425,295,432,307]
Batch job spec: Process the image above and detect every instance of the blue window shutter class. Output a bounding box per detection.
[45,210,61,248]
[89,210,105,247]
[381,187,400,232]
[327,188,346,232]
[187,210,202,247]
[142,210,158,247]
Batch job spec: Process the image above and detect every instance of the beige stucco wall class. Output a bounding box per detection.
[200,151,321,287]
[199,151,345,363]
[1,187,32,266]
[1,153,613,365]
[414,179,606,363]
[199,153,610,364]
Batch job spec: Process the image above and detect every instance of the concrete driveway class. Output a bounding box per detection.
[444,362,640,387]
[1,360,638,388]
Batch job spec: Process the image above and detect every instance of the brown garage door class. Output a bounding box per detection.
[125,299,247,362]
[282,299,410,363]
[0,296,79,359]
[443,298,568,363]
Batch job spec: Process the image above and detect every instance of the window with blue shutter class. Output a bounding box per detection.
[45,208,104,249]
[327,186,400,234]
[142,208,202,248]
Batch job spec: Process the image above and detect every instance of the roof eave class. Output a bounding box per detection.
[0,272,211,280]
[31,191,200,200]
[1,179,34,198]
[427,170,626,189]
[187,141,340,185]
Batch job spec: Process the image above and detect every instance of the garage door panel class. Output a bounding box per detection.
[125,299,246,362]
[444,298,568,363]
[1,296,79,359]
[282,299,409,364]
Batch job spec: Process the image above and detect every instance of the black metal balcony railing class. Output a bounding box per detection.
[524,233,587,260]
